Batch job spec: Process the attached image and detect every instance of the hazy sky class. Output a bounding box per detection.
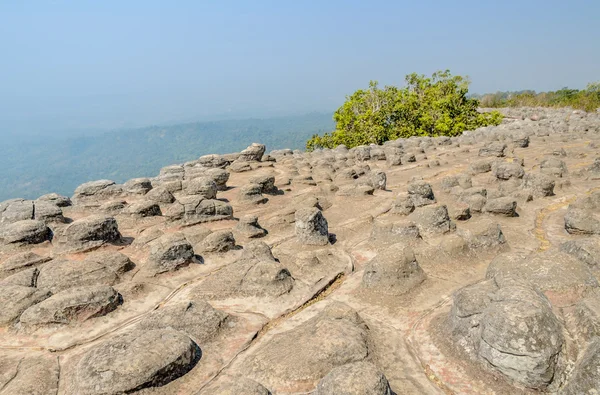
[1,0,598,134]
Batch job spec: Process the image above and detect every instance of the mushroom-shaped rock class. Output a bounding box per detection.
[37,192,72,207]
[522,173,555,197]
[58,215,121,251]
[147,233,196,275]
[407,180,436,207]
[408,204,453,235]
[479,142,507,157]
[362,244,425,295]
[478,286,564,388]
[125,200,162,217]
[316,362,393,395]
[483,197,518,217]
[295,207,329,245]
[145,186,176,203]
[235,215,267,238]
[236,143,266,162]
[184,177,218,199]
[19,285,121,327]
[239,183,268,205]
[71,329,199,394]
[197,230,236,253]
[123,177,153,195]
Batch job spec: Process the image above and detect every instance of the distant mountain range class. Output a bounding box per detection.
[0,113,334,201]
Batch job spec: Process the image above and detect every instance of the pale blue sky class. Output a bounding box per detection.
[1,0,598,134]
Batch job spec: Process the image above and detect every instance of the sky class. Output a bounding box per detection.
[0,0,599,135]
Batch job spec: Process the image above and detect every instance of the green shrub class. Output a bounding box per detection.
[306,70,503,150]
[480,82,600,112]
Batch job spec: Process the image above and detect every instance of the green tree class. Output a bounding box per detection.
[306,70,503,150]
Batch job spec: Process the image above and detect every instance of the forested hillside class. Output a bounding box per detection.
[0,113,334,200]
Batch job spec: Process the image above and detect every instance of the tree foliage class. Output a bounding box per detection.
[306,70,503,150]
[479,82,600,112]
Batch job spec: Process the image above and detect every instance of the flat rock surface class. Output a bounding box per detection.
[1,108,600,394]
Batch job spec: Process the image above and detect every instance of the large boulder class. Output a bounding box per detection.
[236,143,266,162]
[72,179,123,203]
[57,215,121,251]
[295,208,329,245]
[123,177,153,195]
[19,285,121,327]
[165,196,233,224]
[522,173,555,197]
[483,197,518,217]
[147,233,196,275]
[449,284,564,389]
[362,244,425,295]
[245,303,370,389]
[407,180,436,207]
[37,192,72,207]
[565,208,600,235]
[70,329,200,394]
[0,220,51,245]
[184,177,218,199]
[408,204,453,235]
[37,254,133,293]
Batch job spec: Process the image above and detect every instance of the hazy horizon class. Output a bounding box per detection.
[1,0,599,137]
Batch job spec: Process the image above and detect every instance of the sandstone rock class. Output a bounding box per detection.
[565,208,600,235]
[147,233,196,275]
[197,377,272,395]
[316,362,392,395]
[57,215,121,251]
[245,303,369,388]
[408,204,453,235]
[197,230,236,253]
[33,200,65,223]
[99,200,127,214]
[0,267,38,287]
[145,186,176,203]
[198,154,230,169]
[0,252,51,278]
[522,172,555,197]
[19,285,121,327]
[137,300,229,343]
[484,197,518,217]
[123,177,152,195]
[235,215,267,238]
[239,183,268,205]
[37,254,132,293]
[560,238,600,268]
[71,329,199,394]
[165,196,233,224]
[362,244,425,295]
[125,200,162,217]
[0,220,51,245]
[407,180,436,207]
[184,177,218,199]
[295,208,329,245]
[459,220,506,249]
[478,286,563,388]
[37,192,72,207]
[0,354,59,395]
[249,175,278,194]
[560,337,600,394]
[540,157,568,177]
[469,159,493,174]
[236,143,266,162]
[479,142,507,157]
[492,161,525,180]
[73,179,123,202]
[0,285,51,325]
